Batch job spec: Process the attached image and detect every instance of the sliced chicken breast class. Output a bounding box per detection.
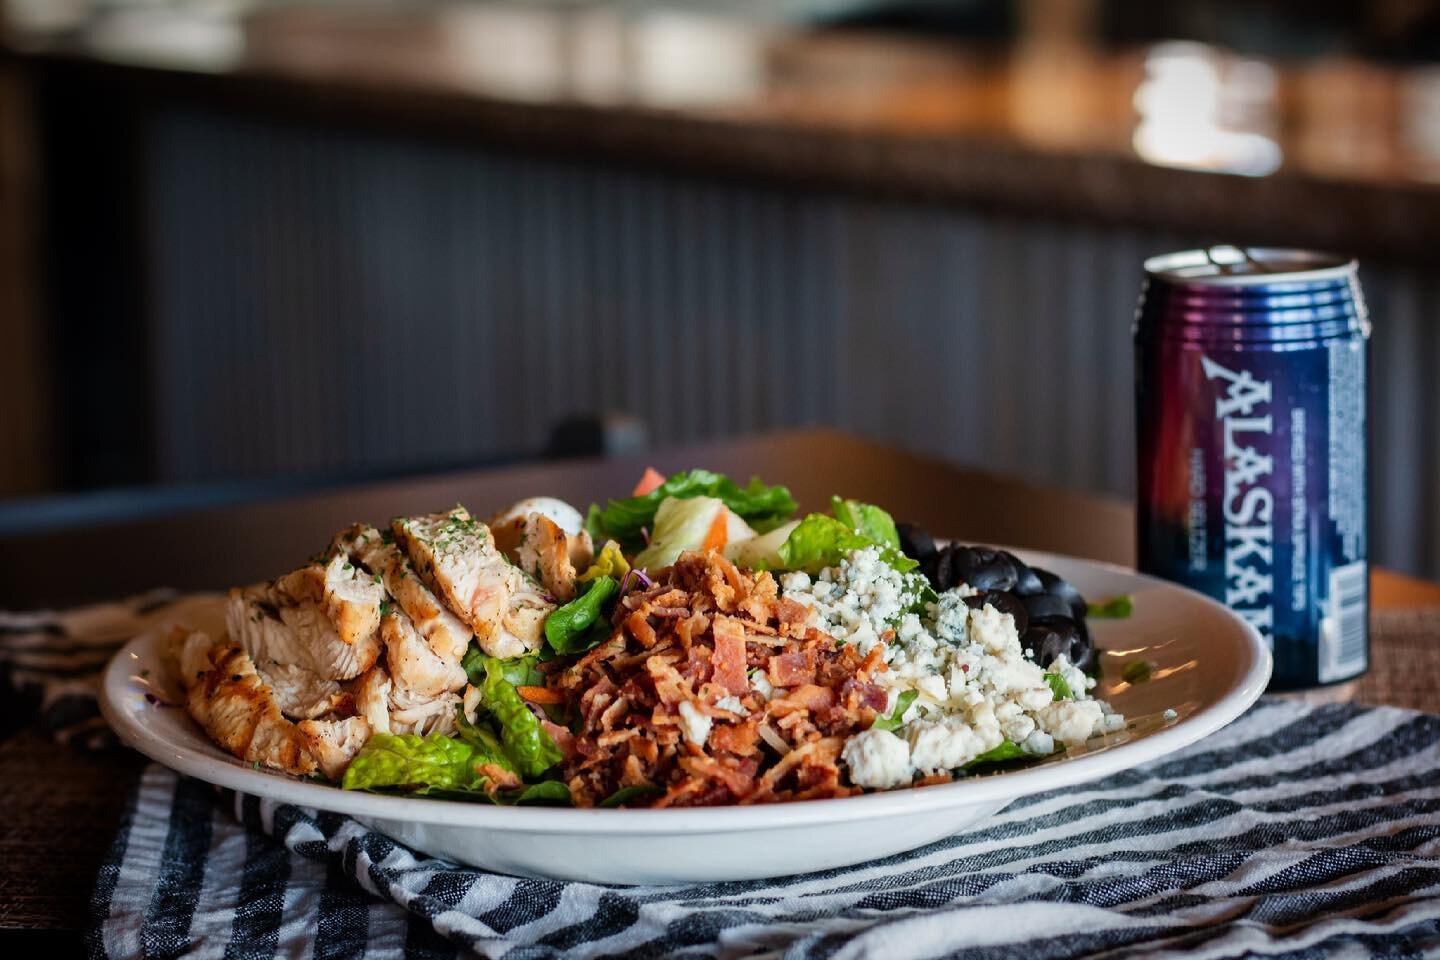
[262,661,349,719]
[273,555,385,649]
[178,630,319,777]
[391,507,555,658]
[349,663,461,737]
[228,588,381,682]
[390,693,461,736]
[490,512,595,601]
[297,716,371,780]
[352,665,394,735]
[381,607,467,702]
[358,535,472,665]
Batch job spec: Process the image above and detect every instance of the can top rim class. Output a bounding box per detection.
[1144,247,1357,286]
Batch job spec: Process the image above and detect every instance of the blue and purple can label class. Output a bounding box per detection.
[1135,248,1370,690]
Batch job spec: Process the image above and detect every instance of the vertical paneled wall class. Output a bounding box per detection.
[143,111,1440,577]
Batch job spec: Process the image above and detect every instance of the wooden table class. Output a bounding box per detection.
[3,430,1437,948]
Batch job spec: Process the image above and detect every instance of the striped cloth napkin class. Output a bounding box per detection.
[9,597,1440,958]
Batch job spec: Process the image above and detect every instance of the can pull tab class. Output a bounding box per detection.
[1204,245,1277,276]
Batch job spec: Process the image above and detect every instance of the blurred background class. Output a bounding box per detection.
[2,0,1439,574]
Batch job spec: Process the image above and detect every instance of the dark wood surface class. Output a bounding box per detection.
[2,430,1436,942]
[4,3,1440,259]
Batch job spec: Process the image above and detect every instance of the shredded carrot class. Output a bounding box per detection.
[632,467,666,497]
[517,685,565,704]
[701,507,730,552]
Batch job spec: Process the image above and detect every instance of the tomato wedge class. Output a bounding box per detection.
[631,467,666,497]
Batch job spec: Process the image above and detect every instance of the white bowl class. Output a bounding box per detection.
[100,548,1270,884]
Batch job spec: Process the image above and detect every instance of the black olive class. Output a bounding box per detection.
[931,547,955,590]
[952,547,1018,592]
[1036,569,1088,621]
[1022,593,1074,621]
[897,522,937,562]
[1002,551,1045,596]
[964,590,1029,637]
[1025,616,1083,667]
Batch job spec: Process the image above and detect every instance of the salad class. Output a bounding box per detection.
[168,468,1127,808]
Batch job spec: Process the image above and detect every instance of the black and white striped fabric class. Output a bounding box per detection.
[87,699,1440,959]
[0,591,193,749]
[8,597,1440,957]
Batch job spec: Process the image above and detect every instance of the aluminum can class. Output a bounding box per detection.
[1134,247,1370,690]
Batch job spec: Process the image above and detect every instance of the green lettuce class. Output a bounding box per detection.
[831,497,900,550]
[461,646,544,688]
[775,514,920,576]
[508,781,573,805]
[545,575,619,654]
[1045,672,1077,700]
[588,469,796,550]
[599,784,663,808]
[1088,595,1134,619]
[341,732,506,795]
[871,689,918,733]
[479,657,564,778]
[963,740,1032,770]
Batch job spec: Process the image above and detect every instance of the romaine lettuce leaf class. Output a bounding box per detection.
[545,575,619,654]
[774,514,920,575]
[341,730,570,804]
[480,657,564,778]
[588,469,796,550]
[830,497,901,550]
[341,732,500,794]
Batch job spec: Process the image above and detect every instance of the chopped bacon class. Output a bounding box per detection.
[710,617,749,695]
[477,762,524,793]
[774,597,813,632]
[839,678,889,713]
[775,683,835,713]
[549,552,885,807]
[541,718,576,758]
[625,609,658,648]
[769,650,815,687]
[710,719,760,756]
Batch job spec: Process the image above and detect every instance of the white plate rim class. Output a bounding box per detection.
[99,547,1272,835]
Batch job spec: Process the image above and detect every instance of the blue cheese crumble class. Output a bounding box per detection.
[781,547,1125,788]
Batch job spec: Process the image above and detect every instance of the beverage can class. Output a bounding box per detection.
[1134,246,1370,690]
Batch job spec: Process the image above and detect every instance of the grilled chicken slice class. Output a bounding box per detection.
[490,512,595,601]
[382,607,467,701]
[262,662,349,719]
[391,507,554,658]
[296,716,371,780]
[273,554,386,648]
[334,526,471,665]
[352,665,394,734]
[351,664,461,737]
[178,630,320,777]
[227,586,381,682]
